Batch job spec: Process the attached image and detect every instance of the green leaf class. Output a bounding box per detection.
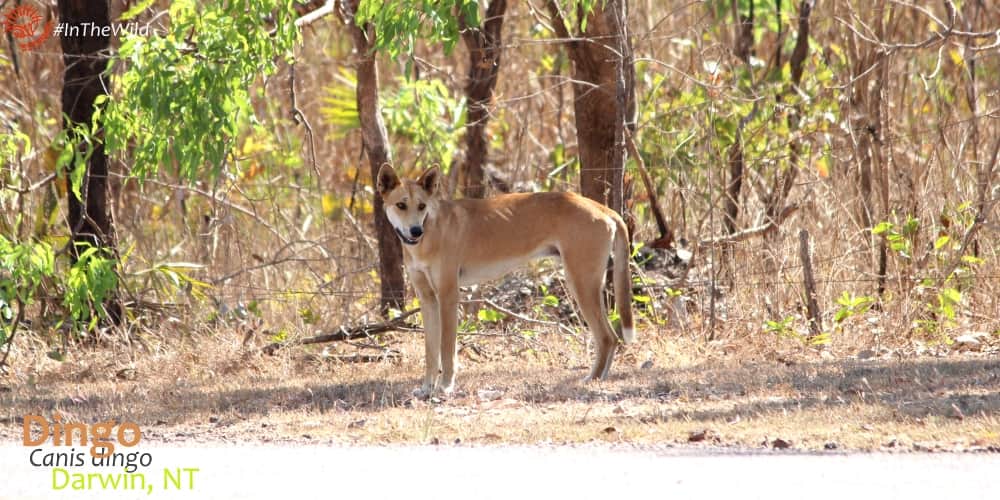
[933,235,950,250]
[872,222,893,235]
[940,288,961,306]
[477,308,505,323]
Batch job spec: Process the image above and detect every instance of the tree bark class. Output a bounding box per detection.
[59,0,120,324]
[723,0,754,236]
[798,229,822,337]
[546,0,635,215]
[342,0,405,314]
[459,0,507,199]
[59,0,115,254]
[847,0,891,296]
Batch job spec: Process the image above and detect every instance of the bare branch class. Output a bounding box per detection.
[295,0,337,28]
[262,309,421,354]
[544,0,575,48]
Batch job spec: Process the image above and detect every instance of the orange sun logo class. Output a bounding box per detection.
[2,4,54,51]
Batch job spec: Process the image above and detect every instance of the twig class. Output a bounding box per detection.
[304,351,402,363]
[262,309,421,355]
[837,1,999,52]
[0,304,25,368]
[938,137,999,284]
[289,60,320,180]
[625,129,672,244]
[481,298,579,337]
[294,0,337,28]
[698,204,800,248]
[0,173,56,194]
[127,174,289,245]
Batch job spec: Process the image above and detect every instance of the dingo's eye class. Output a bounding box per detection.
[396,202,407,210]
[418,203,426,211]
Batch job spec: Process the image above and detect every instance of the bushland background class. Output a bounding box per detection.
[1,0,998,450]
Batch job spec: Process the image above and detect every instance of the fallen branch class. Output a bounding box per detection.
[303,351,402,364]
[698,204,799,248]
[481,299,579,338]
[263,309,420,355]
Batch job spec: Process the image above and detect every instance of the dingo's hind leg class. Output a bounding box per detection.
[562,240,618,381]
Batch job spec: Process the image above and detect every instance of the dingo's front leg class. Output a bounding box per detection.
[411,271,441,398]
[436,274,460,395]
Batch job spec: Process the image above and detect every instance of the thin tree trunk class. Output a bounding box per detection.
[342,0,405,314]
[59,0,120,323]
[459,0,507,199]
[847,0,890,297]
[963,0,982,256]
[799,229,822,337]
[545,0,635,215]
[723,0,754,236]
[871,1,892,297]
[59,0,115,254]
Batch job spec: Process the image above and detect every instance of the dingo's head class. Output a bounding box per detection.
[376,164,441,246]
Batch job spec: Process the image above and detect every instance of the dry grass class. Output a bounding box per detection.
[3,326,999,452]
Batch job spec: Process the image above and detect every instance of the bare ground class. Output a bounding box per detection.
[2,329,999,453]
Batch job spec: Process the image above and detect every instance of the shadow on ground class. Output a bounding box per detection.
[4,356,999,431]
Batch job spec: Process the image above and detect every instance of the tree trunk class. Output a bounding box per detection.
[459,0,507,199]
[723,0,754,236]
[546,0,635,215]
[59,0,120,324]
[847,0,891,296]
[343,0,405,314]
[59,0,115,254]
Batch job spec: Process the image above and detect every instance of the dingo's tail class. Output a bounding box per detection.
[613,216,635,344]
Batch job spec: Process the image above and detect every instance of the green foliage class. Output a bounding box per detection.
[133,261,210,301]
[833,291,875,324]
[320,69,362,135]
[0,128,30,165]
[63,244,119,332]
[104,0,299,182]
[355,0,480,58]
[383,78,466,168]
[355,0,601,59]
[0,236,55,346]
[477,307,505,323]
[550,0,601,32]
[763,315,796,338]
[322,76,466,169]
[634,4,841,211]
[872,214,920,259]
[53,122,96,201]
[873,203,982,341]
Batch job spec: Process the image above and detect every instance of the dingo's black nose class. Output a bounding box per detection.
[409,226,423,238]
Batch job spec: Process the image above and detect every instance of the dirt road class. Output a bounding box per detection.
[3,444,997,499]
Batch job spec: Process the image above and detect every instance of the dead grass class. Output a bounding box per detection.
[2,327,999,452]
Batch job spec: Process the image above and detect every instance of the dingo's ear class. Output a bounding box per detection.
[417,165,440,195]
[376,163,399,196]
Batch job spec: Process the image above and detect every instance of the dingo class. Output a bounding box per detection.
[377,164,635,396]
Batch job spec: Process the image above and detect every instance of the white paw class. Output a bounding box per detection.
[621,327,635,344]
